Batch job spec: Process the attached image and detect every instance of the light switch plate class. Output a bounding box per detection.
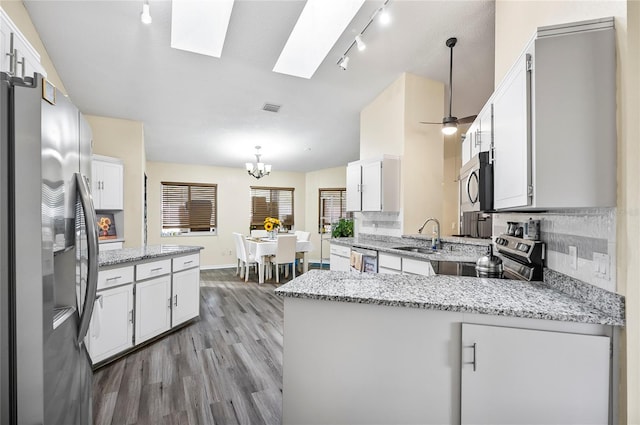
[593,252,610,280]
[569,246,577,270]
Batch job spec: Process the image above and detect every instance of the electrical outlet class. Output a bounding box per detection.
[569,246,577,270]
[593,252,610,280]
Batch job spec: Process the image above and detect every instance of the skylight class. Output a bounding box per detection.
[273,0,366,79]
[171,0,235,58]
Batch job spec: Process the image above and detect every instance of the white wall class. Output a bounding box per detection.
[145,161,306,268]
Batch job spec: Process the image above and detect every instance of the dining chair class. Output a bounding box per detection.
[294,231,311,272]
[251,229,269,238]
[233,232,257,282]
[270,234,297,283]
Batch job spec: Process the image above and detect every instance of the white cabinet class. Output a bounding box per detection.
[492,51,531,210]
[402,257,434,276]
[465,121,479,162]
[92,155,124,210]
[461,323,610,424]
[135,275,172,345]
[493,18,616,210]
[346,156,400,212]
[378,253,402,275]
[87,284,134,364]
[329,243,350,272]
[474,103,492,157]
[461,133,471,167]
[171,267,200,327]
[0,10,46,78]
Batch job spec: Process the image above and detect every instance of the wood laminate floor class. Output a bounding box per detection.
[92,264,314,425]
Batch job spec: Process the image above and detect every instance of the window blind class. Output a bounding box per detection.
[161,182,217,231]
[319,188,348,232]
[250,186,294,228]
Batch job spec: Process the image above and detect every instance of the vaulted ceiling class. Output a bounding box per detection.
[24,0,495,172]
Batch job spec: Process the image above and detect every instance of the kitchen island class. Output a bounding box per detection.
[89,245,203,366]
[275,270,624,424]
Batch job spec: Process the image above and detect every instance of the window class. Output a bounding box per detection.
[250,186,294,230]
[161,182,217,235]
[318,188,349,232]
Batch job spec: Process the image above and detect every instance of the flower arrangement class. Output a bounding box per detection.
[264,217,281,232]
[97,216,111,236]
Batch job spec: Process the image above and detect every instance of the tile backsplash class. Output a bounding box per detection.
[493,208,616,292]
[354,211,403,237]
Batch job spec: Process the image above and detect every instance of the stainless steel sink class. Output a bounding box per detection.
[392,246,440,254]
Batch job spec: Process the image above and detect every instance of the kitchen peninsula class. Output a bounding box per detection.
[276,269,624,424]
[88,245,203,366]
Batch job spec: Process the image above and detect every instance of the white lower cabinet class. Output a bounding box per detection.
[171,267,200,327]
[402,257,434,276]
[330,244,351,272]
[460,323,610,424]
[135,275,172,345]
[378,253,402,275]
[87,284,134,364]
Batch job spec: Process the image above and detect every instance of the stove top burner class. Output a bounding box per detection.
[494,234,545,281]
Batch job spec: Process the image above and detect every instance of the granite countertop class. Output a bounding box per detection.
[275,270,625,327]
[330,236,489,263]
[99,244,203,267]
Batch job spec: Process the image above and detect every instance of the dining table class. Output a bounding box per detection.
[245,236,314,284]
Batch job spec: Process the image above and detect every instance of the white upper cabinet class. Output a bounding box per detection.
[92,155,124,210]
[0,9,46,78]
[493,17,616,210]
[346,156,400,212]
[475,102,493,155]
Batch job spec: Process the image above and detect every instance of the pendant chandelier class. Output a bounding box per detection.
[245,145,271,179]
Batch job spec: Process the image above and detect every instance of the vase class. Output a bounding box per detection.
[269,230,277,240]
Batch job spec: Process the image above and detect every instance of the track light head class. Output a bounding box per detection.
[378,7,390,25]
[141,1,152,24]
[355,35,366,51]
[338,56,350,70]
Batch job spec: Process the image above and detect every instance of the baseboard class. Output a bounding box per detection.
[200,264,236,271]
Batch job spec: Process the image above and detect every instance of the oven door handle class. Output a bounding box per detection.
[467,170,479,205]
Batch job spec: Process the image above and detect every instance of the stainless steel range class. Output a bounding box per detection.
[494,234,545,281]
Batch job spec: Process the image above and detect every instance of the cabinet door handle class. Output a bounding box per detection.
[183,260,193,265]
[463,343,477,372]
[17,56,25,78]
[129,309,134,324]
[174,294,178,307]
[151,267,163,272]
[106,276,122,281]
[168,297,172,308]
[7,33,16,75]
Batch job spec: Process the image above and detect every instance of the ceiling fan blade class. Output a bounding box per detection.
[420,121,443,125]
[457,115,477,125]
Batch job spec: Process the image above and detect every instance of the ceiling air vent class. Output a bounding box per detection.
[262,103,281,113]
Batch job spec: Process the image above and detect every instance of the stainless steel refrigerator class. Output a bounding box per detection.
[0,72,99,424]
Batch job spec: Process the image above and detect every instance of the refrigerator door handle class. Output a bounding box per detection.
[75,172,99,346]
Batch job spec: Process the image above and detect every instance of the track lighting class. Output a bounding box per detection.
[378,7,390,25]
[141,0,152,25]
[338,56,350,70]
[336,0,391,70]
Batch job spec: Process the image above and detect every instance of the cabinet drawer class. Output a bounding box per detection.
[379,253,401,270]
[402,258,433,276]
[136,259,171,281]
[330,244,351,257]
[172,253,200,272]
[97,266,134,290]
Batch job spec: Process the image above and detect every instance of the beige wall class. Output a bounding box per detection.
[87,115,145,247]
[359,72,445,236]
[304,166,347,264]
[495,1,636,421]
[146,161,307,268]
[0,0,67,93]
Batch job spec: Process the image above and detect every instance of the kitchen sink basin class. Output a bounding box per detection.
[392,246,440,254]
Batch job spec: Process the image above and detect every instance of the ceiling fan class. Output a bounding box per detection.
[421,37,476,136]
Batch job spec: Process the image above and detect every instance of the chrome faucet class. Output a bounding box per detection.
[418,218,441,247]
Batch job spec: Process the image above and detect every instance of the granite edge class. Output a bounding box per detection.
[99,245,204,268]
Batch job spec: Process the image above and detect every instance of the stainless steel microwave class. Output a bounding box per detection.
[459,151,493,213]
